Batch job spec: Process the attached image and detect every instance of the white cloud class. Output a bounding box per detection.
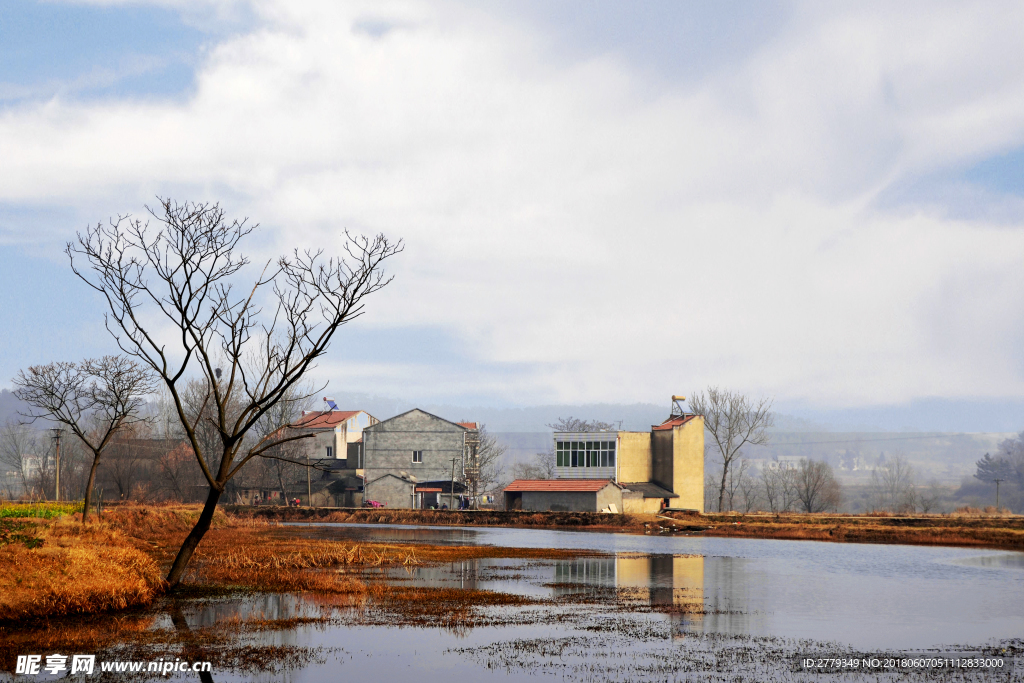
[2,0,1024,407]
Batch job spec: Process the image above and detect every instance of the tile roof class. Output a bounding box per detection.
[457,422,479,430]
[504,479,618,493]
[652,414,698,431]
[292,410,361,429]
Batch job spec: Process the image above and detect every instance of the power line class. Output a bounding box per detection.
[763,434,962,447]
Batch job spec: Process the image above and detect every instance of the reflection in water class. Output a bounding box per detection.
[551,554,706,638]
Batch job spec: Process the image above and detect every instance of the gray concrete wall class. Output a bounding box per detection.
[367,475,414,508]
[363,409,467,508]
[521,490,597,512]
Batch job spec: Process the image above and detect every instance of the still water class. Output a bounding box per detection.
[288,522,1024,651]
[16,524,1020,682]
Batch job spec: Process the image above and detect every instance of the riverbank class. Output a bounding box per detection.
[663,510,1024,551]
[226,504,1024,551]
[0,505,597,626]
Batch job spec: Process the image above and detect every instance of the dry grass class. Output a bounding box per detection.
[669,511,1024,550]
[0,518,163,621]
[229,506,651,530]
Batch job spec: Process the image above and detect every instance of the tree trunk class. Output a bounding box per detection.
[165,485,222,588]
[718,465,729,512]
[81,453,102,523]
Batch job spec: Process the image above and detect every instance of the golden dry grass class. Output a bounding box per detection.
[0,518,163,621]
[672,511,1024,550]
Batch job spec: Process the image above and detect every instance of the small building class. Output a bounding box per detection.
[504,479,623,512]
[505,396,705,513]
[291,401,379,468]
[362,409,478,509]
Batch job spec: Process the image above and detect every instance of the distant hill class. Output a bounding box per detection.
[0,389,27,425]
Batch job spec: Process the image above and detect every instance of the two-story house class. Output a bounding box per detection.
[362,409,477,508]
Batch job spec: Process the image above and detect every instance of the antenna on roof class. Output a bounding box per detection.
[324,397,338,411]
[670,395,687,418]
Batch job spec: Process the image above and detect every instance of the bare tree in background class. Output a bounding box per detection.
[0,421,42,498]
[461,424,506,506]
[511,450,556,480]
[546,417,617,432]
[870,453,917,513]
[253,381,315,503]
[67,198,402,587]
[760,465,797,513]
[689,387,773,512]
[12,356,154,521]
[793,459,842,513]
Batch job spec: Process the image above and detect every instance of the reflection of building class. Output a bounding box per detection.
[551,554,705,634]
[505,397,705,513]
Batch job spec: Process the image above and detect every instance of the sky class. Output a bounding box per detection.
[1,1,1023,428]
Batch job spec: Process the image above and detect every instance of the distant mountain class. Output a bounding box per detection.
[0,389,27,425]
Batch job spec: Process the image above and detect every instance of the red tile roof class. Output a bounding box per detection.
[292,410,361,429]
[458,422,479,430]
[504,479,618,492]
[652,414,698,431]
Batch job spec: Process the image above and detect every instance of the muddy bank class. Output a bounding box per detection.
[663,511,1024,551]
[226,505,1024,551]
[225,505,652,530]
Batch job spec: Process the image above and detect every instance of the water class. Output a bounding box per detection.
[284,523,1024,651]
[9,524,1022,682]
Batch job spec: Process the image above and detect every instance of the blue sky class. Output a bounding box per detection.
[1,1,1023,429]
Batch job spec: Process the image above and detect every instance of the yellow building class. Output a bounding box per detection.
[552,401,704,513]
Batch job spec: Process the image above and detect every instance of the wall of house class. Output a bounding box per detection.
[521,490,597,512]
[617,431,652,483]
[363,410,466,492]
[621,490,645,514]
[366,475,414,508]
[672,417,705,512]
[595,484,624,513]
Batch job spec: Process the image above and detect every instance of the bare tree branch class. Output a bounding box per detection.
[66,199,401,586]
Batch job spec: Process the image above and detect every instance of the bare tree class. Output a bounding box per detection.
[546,417,617,432]
[0,421,42,498]
[253,380,315,503]
[870,453,917,513]
[511,450,556,480]
[760,465,797,513]
[12,356,154,521]
[689,387,773,512]
[67,198,401,587]
[793,459,842,513]
[463,425,506,506]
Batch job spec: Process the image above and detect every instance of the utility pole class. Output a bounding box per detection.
[449,456,458,510]
[995,478,1004,509]
[306,450,312,507]
[51,428,64,501]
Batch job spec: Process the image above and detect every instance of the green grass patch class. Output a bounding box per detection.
[0,502,83,519]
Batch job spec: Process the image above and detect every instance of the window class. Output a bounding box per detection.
[326,446,333,458]
[554,439,615,468]
[412,450,423,463]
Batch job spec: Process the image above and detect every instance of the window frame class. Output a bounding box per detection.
[412,450,423,464]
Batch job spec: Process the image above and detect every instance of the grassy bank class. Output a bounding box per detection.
[0,504,597,625]
[226,504,1024,551]
[661,511,1024,551]
[226,505,656,529]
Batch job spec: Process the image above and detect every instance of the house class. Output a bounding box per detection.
[504,396,705,513]
[504,479,623,512]
[362,409,478,509]
[290,400,379,468]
